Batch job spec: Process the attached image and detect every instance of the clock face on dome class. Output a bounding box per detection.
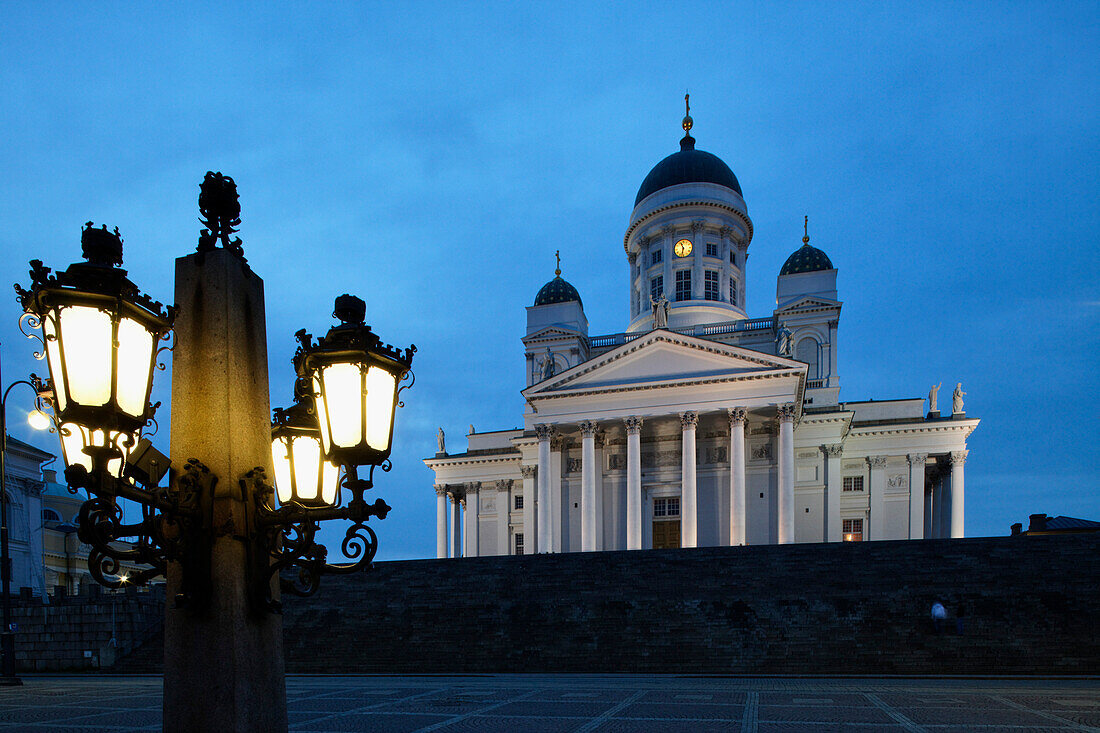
[674,239,693,257]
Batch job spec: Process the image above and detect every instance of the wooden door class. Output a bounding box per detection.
[652,520,681,549]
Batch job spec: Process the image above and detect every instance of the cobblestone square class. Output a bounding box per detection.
[0,675,1096,731]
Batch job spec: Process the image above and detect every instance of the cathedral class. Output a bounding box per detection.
[426,101,978,558]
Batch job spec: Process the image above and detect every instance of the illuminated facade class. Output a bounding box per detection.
[426,108,978,557]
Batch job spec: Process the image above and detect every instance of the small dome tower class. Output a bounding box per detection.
[523,251,589,387]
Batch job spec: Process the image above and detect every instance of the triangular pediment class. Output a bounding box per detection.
[523,329,805,398]
[776,295,841,313]
[522,326,583,343]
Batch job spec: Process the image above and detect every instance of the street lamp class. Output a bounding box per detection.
[14,177,413,603]
[13,173,415,728]
[0,347,52,687]
[15,224,184,590]
[251,295,414,605]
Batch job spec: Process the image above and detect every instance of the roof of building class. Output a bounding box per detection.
[534,251,583,307]
[635,135,742,206]
[1041,516,1100,531]
[3,434,54,461]
[780,242,834,275]
[534,276,582,307]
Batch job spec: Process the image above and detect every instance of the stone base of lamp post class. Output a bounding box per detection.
[164,249,286,733]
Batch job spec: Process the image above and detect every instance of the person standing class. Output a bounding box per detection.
[931,600,946,633]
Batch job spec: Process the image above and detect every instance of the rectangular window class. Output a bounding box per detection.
[706,243,718,257]
[650,276,663,301]
[666,497,680,517]
[843,476,864,492]
[842,519,863,542]
[730,250,736,265]
[515,533,524,555]
[704,270,719,300]
[514,495,523,510]
[730,278,738,305]
[653,497,682,517]
[651,248,663,266]
[675,270,691,301]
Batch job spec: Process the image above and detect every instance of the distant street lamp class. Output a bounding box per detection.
[13,173,414,730]
[0,344,52,687]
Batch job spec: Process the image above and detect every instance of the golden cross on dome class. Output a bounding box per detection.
[803,215,810,244]
[682,92,693,134]
[555,250,561,277]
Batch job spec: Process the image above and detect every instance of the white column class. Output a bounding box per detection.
[949,450,967,538]
[932,473,944,538]
[908,454,928,540]
[824,444,843,542]
[868,456,887,541]
[535,425,552,553]
[777,404,796,544]
[550,438,563,552]
[680,411,698,548]
[435,485,448,559]
[579,420,598,552]
[496,479,511,556]
[625,416,643,550]
[464,483,479,557]
[595,439,605,550]
[521,464,537,554]
[923,477,934,539]
[449,492,462,558]
[728,408,747,546]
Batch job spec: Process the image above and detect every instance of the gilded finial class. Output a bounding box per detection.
[803,215,810,245]
[682,92,693,135]
[555,249,561,277]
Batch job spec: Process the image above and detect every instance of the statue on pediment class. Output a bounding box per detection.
[437,427,446,454]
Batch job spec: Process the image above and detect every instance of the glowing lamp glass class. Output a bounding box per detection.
[41,305,159,426]
[271,424,341,508]
[58,422,134,478]
[312,362,399,458]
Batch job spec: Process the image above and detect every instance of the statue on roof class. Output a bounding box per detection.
[928,383,941,413]
[437,427,446,454]
[952,383,966,415]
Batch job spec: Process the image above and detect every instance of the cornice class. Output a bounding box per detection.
[624,200,753,253]
[424,454,521,468]
[846,420,979,439]
[529,368,803,402]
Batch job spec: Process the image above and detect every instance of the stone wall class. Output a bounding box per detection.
[279,534,1099,675]
[9,584,165,672]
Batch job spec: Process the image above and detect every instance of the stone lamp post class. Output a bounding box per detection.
[14,173,414,731]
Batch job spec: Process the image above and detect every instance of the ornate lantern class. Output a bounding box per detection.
[294,294,414,476]
[271,400,341,508]
[16,223,173,477]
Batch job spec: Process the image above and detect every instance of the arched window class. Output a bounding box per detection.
[42,508,62,524]
[796,337,820,379]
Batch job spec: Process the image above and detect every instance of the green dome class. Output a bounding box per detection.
[534,276,582,307]
[780,243,833,275]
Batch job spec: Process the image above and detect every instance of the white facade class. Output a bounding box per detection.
[2,436,49,595]
[426,122,978,557]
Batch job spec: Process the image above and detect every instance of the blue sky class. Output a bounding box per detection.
[1,2,1097,559]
